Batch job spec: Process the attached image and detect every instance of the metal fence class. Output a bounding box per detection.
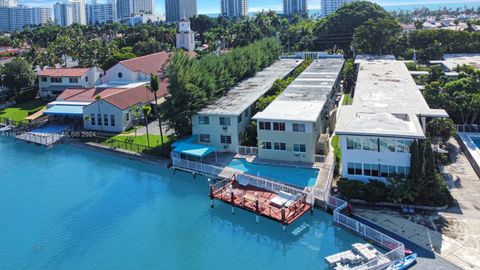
[238,146,258,156]
[456,125,480,133]
[15,132,63,146]
[0,116,28,127]
[314,155,327,163]
[328,195,405,270]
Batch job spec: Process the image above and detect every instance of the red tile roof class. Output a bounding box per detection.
[38,68,91,77]
[103,85,157,110]
[119,52,171,75]
[57,87,125,102]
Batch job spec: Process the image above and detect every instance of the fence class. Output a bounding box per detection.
[15,132,63,146]
[172,155,310,201]
[0,116,28,127]
[314,155,327,163]
[456,125,480,133]
[238,146,258,156]
[328,195,405,270]
[80,135,170,157]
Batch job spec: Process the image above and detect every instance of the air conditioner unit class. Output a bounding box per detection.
[293,153,301,157]
[223,145,228,149]
[222,126,228,130]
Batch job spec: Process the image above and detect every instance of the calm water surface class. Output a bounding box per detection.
[0,137,364,270]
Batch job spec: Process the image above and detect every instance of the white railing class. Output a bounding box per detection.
[172,155,311,201]
[314,155,327,163]
[456,125,480,133]
[238,146,258,156]
[329,195,405,270]
[15,132,63,146]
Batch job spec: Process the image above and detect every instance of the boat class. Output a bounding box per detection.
[386,253,417,270]
[404,249,413,255]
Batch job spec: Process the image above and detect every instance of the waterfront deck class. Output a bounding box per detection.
[210,178,312,225]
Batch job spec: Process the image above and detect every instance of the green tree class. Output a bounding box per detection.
[1,57,35,92]
[146,73,165,145]
[142,105,152,147]
[353,17,401,55]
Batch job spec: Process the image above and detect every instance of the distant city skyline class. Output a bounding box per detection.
[18,0,480,15]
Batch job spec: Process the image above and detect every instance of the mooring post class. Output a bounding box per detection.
[281,207,286,232]
[208,179,214,208]
[310,198,314,216]
[230,191,235,215]
[255,192,259,224]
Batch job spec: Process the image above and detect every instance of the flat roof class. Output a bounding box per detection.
[253,59,344,122]
[197,59,302,116]
[335,58,448,139]
[431,54,480,72]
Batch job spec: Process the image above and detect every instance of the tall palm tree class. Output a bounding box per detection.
[142,105,152,147]
[146,73,164,145]
[95,95,104,132]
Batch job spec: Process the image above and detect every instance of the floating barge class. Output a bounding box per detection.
[209,177,312,227]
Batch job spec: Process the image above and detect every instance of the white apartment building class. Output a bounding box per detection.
[283,0,307,16]
[38,67,103,98]
[253,58,344,164]
[87,0,117,24]
[54,0,87,26]
[321,0,353,17]
[0,0,16,7]
[176,18,195,51]
[221,0,248,18]
[335,56,448,182]
[0,5,51,32]
[192,60,302,153]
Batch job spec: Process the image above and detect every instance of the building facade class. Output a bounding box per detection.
[0,0,16,7]
[176,19,195,51]
[221,0,248,18]
[54,0,87,26]
[192,60,301,153]
[253,58,344,164]
[0,5,51,32]
[165,0,197,22]
[321,0,353,17]
[335,56,449,182]
[87,0,117,24]
[283,0,307,16]
[38,67,103,98]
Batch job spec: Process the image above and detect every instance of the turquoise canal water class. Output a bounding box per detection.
[0,137,364,270]
[227,158,318,187]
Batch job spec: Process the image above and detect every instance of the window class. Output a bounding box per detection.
[364,164,372,176]
[41,77,47,82]
[244,108,249,118]
[293,144,306,153]
[292,123,306,132]
[371,164,379,177]
[51,77,62,83]
[219,117,231,126]
[85,76,89,82]
[362,138,378,151]
[97,114,102,126]
[104,114,109,126]
[397,166,410,176]
[396,139,412,153]
[273,142,286,151]
[380,165,389,178]
[199,134,210,143]
[90,114,95,125]
[118,72,123,78]
[380,138,396,152]
[220,135,232,144]
[110,115,115,127]
[347,137,362,150]
[388,166,396,175]
[69,78,78,83]
[238,114,242,123]
[262,142,272,150]
[126,112,130,122]
[198,116,209,125]
[347,163,362,175]
[273,122,285,131]
[387,139,396,152]
[259,121,271,130]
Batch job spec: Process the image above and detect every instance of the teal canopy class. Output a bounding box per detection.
[44,105,84,116]
[173,142,216,158]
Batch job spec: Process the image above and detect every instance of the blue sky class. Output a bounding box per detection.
[20,0,480,15]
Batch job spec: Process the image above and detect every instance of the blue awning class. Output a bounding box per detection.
[173,142,216,158]
[44,105,84,116]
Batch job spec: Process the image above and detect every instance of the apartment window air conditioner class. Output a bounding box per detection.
[222,126,228,130]
[223,145,228,149]
[293,153,301,157]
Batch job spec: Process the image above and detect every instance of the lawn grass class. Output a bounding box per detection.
[108,134,169,148]
[0,100,48,121]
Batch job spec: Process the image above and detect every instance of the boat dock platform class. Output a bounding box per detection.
[15,131,63,147]
[325,243,390,269]
[209,177,312,228]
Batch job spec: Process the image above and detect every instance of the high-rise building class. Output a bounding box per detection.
[321,0,353,17]
[283,0,307,16]
[87,0,117,24]
[0,0,17,7]
[54,0,87,26]
[165,0,197,22]
[0,5,52,32]
[220,0,248,18]
[116,0,154,19]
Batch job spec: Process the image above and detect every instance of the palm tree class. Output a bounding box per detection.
[146,73,165,145]
[95,95,103,132]
[131,105,141,138]
[142,105,152,147]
